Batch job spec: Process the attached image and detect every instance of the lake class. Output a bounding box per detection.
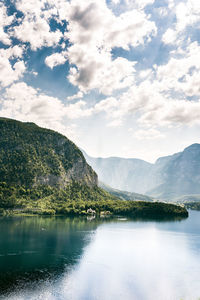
[0,211,200,300]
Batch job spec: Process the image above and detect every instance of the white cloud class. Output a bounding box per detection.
[13,17,63,50]
[2,0,156,96]
[162,28,177,45]
[2,0,200,137]
[65,0,156,94]
[0,45,24,60]
[113,0,155,10]
[0,82,94,136]
[0,82,78,140]
[0,4,14,45]
[67,91,84,101]
[68,53,136,95]
[93,76,200,129]
[156,41,200,97]
[133,128,164,140]
[0,56,26,87]
[65,100,93,119]
[45,52,67,69]
[175,1,200,32]
[162,0,200,48]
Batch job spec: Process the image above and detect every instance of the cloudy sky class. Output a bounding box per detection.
[0,0,200,162]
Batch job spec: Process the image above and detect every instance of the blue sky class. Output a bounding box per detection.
[1,0,200,162]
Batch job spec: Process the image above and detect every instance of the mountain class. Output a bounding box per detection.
[83,151,153,194]
[83,144,200,201]
[148,144,200,200]
[0,117,97,187]
[0,117,188,218]
[0,117,119,212]
[99,182,154,202]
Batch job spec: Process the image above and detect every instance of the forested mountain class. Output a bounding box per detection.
[0,117,187,217]
[0,117,97,187]
[0,118,118,213]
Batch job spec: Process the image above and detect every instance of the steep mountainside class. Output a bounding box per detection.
[0,118,188,218]
[83,151,152,193]
[148,144,200,200]
[99,182,154,202]
[84,144,200,200]
[0,118,97,187]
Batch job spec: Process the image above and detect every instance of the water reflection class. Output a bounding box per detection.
[0,216,99,296]
[1,212,200,300]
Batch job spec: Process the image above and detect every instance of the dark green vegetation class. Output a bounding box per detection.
[0,182,188,218]
[0,185,188,218]
[84,144,200,201]
[0,117,97,187]
[99,182,154,202]
[0,118,188,218]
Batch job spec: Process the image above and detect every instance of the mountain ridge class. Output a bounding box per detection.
[0,117,97,188]
[83,143,200,200]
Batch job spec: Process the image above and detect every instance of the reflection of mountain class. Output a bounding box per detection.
[0,217,99,295]
[83,144,200,200]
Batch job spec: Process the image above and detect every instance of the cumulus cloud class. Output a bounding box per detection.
[1,0,157,95]
[0,4,14,45]
[65,0,156,94]
[175,0,200,32]
[156,41,200,97]
[93,76,200,128]
[0,82,94,137]
[0,57,26,87]
[162,0,200,48]
[13,17,63,50]
[3,0,156,96]
[45,52,67,69]
[1,0,200,147]
[162,28,177,45]
[2,82,65,122]
[0,82,80,140]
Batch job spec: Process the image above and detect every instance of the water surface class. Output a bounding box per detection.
[0,211,200,300]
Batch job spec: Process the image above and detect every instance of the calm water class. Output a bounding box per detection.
[0,211,200,300]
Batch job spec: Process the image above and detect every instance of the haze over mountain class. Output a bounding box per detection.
[83,144,200,201]
[99,182,154,202]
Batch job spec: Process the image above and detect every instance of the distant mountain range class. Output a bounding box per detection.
[83,144,200,201]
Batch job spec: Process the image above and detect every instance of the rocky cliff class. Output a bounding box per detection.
[0,118,97,188]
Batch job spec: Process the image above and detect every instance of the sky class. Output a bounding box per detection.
[0,0,200,162]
